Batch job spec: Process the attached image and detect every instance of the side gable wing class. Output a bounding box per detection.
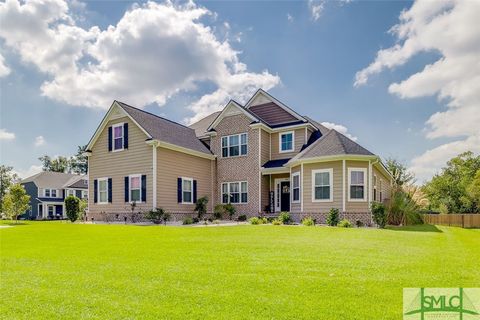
[207,100,260,132]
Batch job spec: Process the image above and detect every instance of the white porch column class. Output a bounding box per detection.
[368,160,373,209]
[152,142,158,210]
[342,159,346,213]
[300,163,304,212]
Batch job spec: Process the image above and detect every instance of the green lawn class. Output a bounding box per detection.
[1,222,479,319]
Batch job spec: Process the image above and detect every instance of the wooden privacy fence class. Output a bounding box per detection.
[423,214,480,228]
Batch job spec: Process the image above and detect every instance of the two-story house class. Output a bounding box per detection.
[21,172,88,219]
[86,89,391,224]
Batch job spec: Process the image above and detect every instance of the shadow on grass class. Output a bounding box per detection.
[386,224,443,233]
[0,221,29,226]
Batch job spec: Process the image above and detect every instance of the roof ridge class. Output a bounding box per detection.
[116,100,193,131]
[331,130,348,153]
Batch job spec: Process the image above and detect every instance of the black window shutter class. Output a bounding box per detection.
[108,178,112,203]
[93,179,98,203]
[123,123,128,149]
[177,178,182,203]
[141,175,147,202]
[124,177,129,202]
[193,180,197,203]
[108,126,112,151]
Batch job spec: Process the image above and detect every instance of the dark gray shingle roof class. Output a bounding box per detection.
[21,172,86,189]
[117,101,212,155]
[295,129,374,159]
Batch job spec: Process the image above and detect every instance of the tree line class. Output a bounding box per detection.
[38,145,88,174]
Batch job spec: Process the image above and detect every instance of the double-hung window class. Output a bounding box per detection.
[221,133,247,157]
[67,189,75,197]
[82,190,88,199]
[292,172,300,203]
[221,181,248,204]
[129,175,141,202]
[280,131,294,153]
[349,168,367,201]
[44,189,57,198]
[112,123,124,151]
[312,169,333,202]
[373,175,377,201]
[44,189,50,197]
[182,178,193,204]
[98,178,108,204]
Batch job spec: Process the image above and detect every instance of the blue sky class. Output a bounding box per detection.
[0,0,479,182]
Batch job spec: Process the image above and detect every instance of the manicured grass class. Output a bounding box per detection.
[1,222,479,319]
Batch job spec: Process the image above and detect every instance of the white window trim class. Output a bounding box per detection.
[97,177,109,204]
[373,174,377,202]
[112,123,124,152]
[43,188,58,198]
[181,177,193,204]
[291,172,301,203]
[312,168,333,202]
[129,174,143,203]
[348,167,367,202]
[221,181,248,204]
[279,131,295,153]
[221,133,248,158]
[48,205,54,216]
[82,190,88,199]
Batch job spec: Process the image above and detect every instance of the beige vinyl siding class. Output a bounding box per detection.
[290,165,301,213]
[271,128,306,160]
[345,160,370,212]
[373,165,392,202]
[89,116,153,215]
[157,147,213,213]
[303,161,343,213]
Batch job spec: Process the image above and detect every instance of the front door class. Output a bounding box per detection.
[280,181,290,212]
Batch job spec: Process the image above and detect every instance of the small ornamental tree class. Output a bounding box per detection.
[326,208,340,226]
[65,195,80,222]
[194,196,209,219]
[213,204,225,220]
[3,184,30,223]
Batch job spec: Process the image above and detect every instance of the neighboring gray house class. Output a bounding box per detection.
[21,172,88,219]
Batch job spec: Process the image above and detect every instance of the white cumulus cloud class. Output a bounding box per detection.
[308,0,325,21]
[34,135,45,147]
[0,53,10,77]
[354,0,480,182]
[14,164,43,179]
[0,128,15,140]
[0,0,279,122]
[321,122,358,141]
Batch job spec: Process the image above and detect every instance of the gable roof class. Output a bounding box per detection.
[303,116,330,136]
[63,175,88,189]
[87,101,212,156]
[206,100,262,132]
[21,172,86,189]
[291,129,374,161]
[249,102,302,127]
[189,111,221,137]
[245,89,307,123]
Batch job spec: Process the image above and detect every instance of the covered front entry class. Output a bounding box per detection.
[274,178,290,213]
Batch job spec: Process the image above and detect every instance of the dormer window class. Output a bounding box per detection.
[280,131,294,153]
[112,123,124,151]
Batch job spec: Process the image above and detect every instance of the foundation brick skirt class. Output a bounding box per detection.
[88,212,211,223]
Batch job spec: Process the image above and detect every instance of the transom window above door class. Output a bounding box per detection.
[280,131,294,152]
[221,133,247,157]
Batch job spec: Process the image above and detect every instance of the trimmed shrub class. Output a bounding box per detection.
[338,219,352,228]
[65,195,80,222]
[301,217,315,226]
[278,212,291,225]
[146,207,166,224]
[371,201,387,228]
[355,220,364,228]
[260,217,268,224]
[183,217,194,225]
[213,219,220,224]
[237,214,247,222]
[213,204,225,220]
[249,217,261,225]
[194,196,209,219]
[326,208,340,226]
[224,203,236,220]
[192,217,200,224]
[272,218,282,225]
